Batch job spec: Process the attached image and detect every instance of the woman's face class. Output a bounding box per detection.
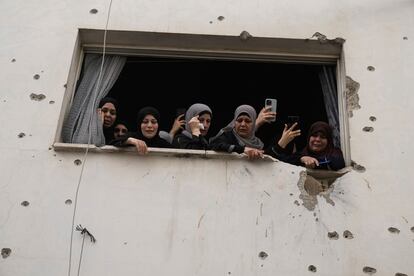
[199,113,211,136]
[141,114,158,139]
[114,123,128,139]
[308,132,328,153]
[101,103,117,128]
[235,115,253,138]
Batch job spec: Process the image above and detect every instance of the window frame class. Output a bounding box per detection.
[55,28,350,165]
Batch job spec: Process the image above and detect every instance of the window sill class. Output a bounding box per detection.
[52,142,278,161]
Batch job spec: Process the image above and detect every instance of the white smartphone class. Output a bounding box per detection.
[265,98,277,122]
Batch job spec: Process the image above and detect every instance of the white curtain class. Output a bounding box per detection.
[62,54,126,146]
[319,66,340,148]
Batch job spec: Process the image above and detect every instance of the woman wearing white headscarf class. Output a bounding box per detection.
[173,103,212,150]
[210,105,265,160]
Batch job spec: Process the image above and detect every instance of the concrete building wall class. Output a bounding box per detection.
[0,0,413,275]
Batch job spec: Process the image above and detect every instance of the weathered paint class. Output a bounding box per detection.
[1,0,414,275]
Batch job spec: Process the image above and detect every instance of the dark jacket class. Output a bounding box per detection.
[173,133,210,150]
[111,132,173,149]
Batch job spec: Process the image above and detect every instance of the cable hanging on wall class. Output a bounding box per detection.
[67,0,114,275]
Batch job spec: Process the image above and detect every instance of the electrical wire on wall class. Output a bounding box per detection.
[67,1,114,275]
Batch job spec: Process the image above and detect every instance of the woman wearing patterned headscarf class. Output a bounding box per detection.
[174,103,212,150]
[298,121,345,170]
[210,105,265,160]
[111,106,172,154]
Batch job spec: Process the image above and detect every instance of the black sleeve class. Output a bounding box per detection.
[174,134,209,150]
[109,132,136,147]
[210,132,244,154]
[327,149,346,170]
[265,144,302,165]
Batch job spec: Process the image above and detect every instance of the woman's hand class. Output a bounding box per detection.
[244,147,264,160]
[97,108,104,125]
[300,156,319,169]
[188,116,201,137]
[169,114,185,136]
[127,137,148,155]
[256,106,277,129]
[278,123,301,148]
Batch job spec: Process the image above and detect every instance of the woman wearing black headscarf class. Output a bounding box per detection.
[297,121,345,170]
[111,106,172,154]
[98,97,118,144]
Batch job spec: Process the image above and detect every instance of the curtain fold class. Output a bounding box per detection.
[62,54,126,146]
[319,66,340,148]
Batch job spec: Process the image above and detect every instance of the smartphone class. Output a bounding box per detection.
[176,108,186,117]
[265,98,277,122]
[287,115,300,128]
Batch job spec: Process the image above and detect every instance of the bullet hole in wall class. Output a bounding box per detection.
[258,251,268,260]
[328,231,339,240]
[403,37,408,40]
[343,230,354,239]
[209,21,213,24]
[308,265,317,272]
[49,100,55,104]
[89,8,98,14]
[363,126,374,132]
[33,74,40,80]
[367,66,375,72]
[30,93,46,101]
[11,58,16,62]
[351,160,366,173]
[21,201,29,206]
[395,273,408,276]
[1,248,11,259]
[388,227,400,234]
[217,16,225,21]
[65,199,72,205]
[74,159,82,166]
[363,266,377,274]
[294,200,300,206]
[17,132,25,138]
[239,31,252,41]
[63,84,67,88]
[411,226,414,233]
[369,116,376,122]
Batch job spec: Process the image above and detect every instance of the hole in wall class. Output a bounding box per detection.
[369,116,376,122]
[21,201,29,207]
[363,127,374,132]
[308,265,317,272]
[89,8,98,14]
[17,132,25,138]
[217,16,225,21]
[74,159,82,166]
[367,66,375,72]
[363,266,377,274]
[33,74,40,80]
[328,231,339,240]
[388,227,400,234]
[258,251,268,260]
[65,199,72,205]
[343,230,354,239]
[1,248,11,259]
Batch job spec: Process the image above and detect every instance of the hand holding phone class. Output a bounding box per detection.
[265,98,277,122]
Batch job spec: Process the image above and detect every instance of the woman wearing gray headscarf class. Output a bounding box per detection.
[210,105,265,160]
[173,103,212,150]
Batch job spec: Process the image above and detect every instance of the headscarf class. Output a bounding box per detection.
[212,104,264,149]
[182,103,212,138]
[99,97,118,110]
[302,121,334,156]
[136,106,161,142]
[98,97,119,144]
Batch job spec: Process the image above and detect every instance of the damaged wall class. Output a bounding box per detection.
[0,0,414,275]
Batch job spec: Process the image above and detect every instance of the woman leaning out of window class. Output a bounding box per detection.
[111,106,172,154]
